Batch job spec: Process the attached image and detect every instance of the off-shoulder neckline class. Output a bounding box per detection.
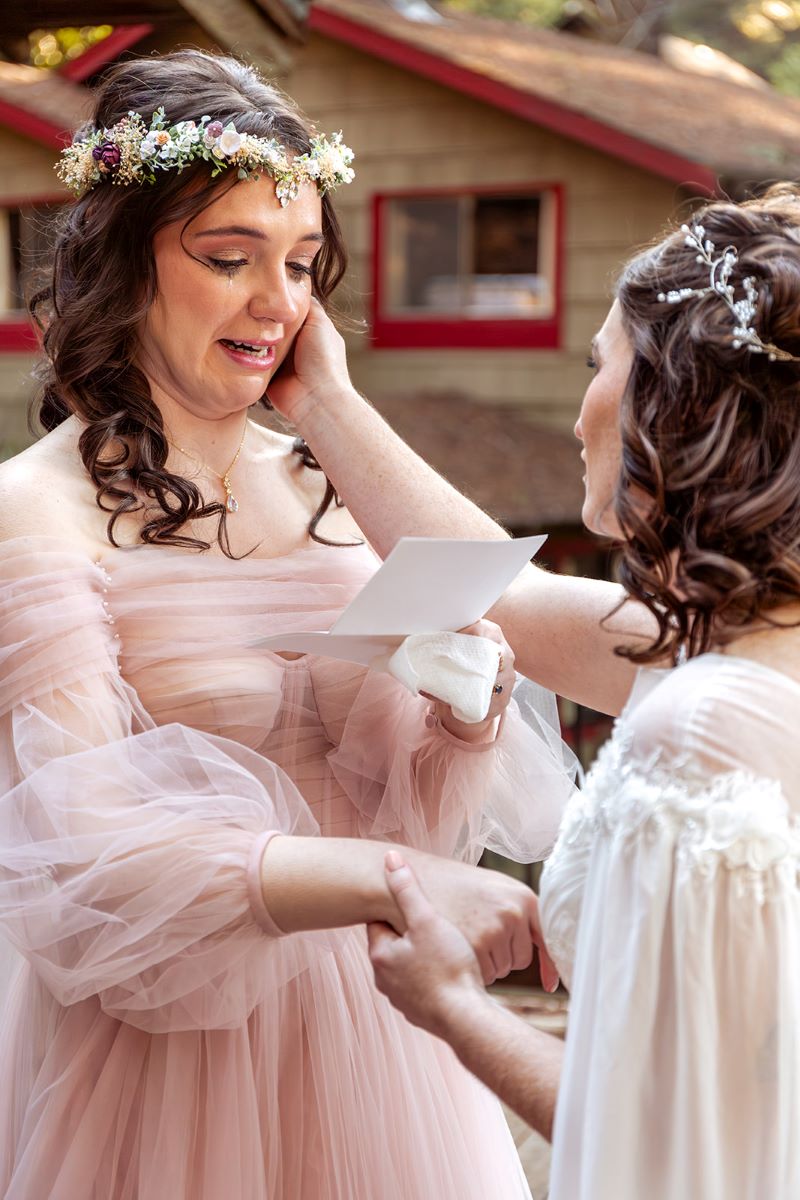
[638,649,800,701]
[701,650,800,694]
[0,532,370,569]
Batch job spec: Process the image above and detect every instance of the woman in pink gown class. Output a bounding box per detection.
[0,50,574,1199]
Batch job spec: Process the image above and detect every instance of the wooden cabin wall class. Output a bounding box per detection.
[283,34,686,433]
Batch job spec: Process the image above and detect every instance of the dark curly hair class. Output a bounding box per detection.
[613,183,800,665]
[31,49,349,556]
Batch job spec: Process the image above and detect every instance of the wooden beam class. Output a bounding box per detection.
[179,0,296,72]
[250,0,306,42]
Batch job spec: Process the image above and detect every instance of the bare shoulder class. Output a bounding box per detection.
[0,418,101,551]
[251,421,366,545]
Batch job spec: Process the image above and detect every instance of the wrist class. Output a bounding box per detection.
[292,383,364,437]
[434,703,497,745]
[428,978,491,1042]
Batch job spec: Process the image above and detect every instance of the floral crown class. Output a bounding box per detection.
[56,107,355,206]
[657,223,799,364]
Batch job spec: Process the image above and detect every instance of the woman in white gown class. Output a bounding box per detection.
[271,187,800,1198]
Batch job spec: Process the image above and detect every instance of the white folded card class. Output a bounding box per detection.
[258,535,546,666]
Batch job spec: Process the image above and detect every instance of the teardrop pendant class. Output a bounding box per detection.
[221,473,239,513]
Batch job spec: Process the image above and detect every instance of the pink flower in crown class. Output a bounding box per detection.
[203,120,224,148]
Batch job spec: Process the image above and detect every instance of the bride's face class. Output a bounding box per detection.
[575,300,634,538]
[138,176,324,420]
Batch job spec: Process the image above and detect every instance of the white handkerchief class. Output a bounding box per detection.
[376,632,501,724]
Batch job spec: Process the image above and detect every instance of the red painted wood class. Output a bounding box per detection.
[60,25,154,82]
[371,184,563,350]
[309,6,719,193]
[0,100,67,149]
[371,315,560,350]
[0,321,39,352]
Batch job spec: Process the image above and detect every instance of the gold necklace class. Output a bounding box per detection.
[167,417,248,514]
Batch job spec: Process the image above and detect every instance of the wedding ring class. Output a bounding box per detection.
[493,684,503,695]
[498,654,504,672]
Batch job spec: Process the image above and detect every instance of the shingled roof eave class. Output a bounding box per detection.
[310,2,758,192]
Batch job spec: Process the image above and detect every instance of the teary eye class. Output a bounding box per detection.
[287,261,313,282]
[209,258,247,275]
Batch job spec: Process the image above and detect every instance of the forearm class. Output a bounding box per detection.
[297,386,509,557]
[298,386,653,715]
[436,989,563,1141]
[261,834,422,934]
[489,565,649,714]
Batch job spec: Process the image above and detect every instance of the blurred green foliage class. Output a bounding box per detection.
[769,39,800,91]
[442,0,562,23]
[28,25,113,69]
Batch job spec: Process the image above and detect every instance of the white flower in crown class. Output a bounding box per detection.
[303,132,355,193]
[173,120,200,152]
[157,134,178,160]
[139,131,160,160]
[218,126,243,157]
[276,178,300,207]
[56,107,356,206]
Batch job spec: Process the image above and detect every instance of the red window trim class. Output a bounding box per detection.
[0,193,68,354]
[371,182,564,350]
[0,321,39,352]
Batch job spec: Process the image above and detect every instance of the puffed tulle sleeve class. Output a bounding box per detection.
[312,658,578,863]
[0,540,323,1034]
[540,678,800,1200]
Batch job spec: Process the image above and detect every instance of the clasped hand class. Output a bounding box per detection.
[369,853,559,1035]
[377,848,557,990]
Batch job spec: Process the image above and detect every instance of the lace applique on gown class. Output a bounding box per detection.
[0,535,576,1200]
[539,653,800,1200]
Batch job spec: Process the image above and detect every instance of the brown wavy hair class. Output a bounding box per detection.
[31,49,349,555]
[613,184,800,665]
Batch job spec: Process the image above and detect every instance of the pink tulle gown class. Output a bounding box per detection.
[0,535,573,1200]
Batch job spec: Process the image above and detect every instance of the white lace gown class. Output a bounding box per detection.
[539,652,800,1200]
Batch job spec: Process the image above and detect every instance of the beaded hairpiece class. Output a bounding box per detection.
[56,107,355,206]
[657,222,799,364]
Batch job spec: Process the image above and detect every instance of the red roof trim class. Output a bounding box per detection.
[309,6,719,192]
[60,24,154,83]
[0,98,68,149]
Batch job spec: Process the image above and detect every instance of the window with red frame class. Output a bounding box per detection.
[0,200,62,350]
[372,186,561,350]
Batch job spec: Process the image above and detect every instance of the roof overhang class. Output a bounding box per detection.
[309,4,719,193]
